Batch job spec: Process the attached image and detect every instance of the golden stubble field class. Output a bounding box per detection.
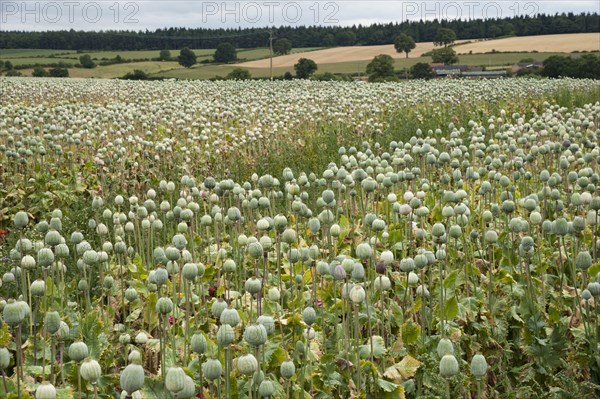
[234,33,600,68]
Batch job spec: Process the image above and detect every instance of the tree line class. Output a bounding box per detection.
[0,13,597,50]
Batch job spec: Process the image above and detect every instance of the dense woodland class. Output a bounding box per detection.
[1,12,598,51]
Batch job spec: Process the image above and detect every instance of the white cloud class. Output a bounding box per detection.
[0,1,597,31]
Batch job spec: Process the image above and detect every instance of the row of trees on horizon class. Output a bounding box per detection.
[0,12,598,50]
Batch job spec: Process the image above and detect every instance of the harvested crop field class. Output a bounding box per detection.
[454,33,600,54]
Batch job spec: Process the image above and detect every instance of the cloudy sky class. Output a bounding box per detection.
[1,1,598,31]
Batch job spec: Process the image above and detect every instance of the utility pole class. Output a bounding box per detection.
[269,30,273,81]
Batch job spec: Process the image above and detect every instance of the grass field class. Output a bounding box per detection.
[153,52,566,80]
[3,32,597,79]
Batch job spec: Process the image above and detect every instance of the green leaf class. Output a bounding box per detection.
[443,270,458,288]
[444,296,458,320]
[401,321,420,345]
[377,378,399,392]
[359,335,386,359]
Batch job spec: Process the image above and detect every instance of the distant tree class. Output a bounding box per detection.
[32,66,49,77]
[366,54,397,82]
[0,61,4,69]
[542,55,574,78]
[178,47,197,68]
[336,31,356,46]
[79,54,96,68]
[122,69,149,80]
[283,71,293,80]
[4,60,13,70]
[114,55,124,63]
[48,67,69,77]
[294,58,317,79]
[5,69,22,76]
[227,68,251,80]
[433,28,457,47]
[431,47,459,64]
[273,39,292,55]
[394,33,416,58]
[411,62,435,79]
[214,43,237,63]
[159,49,171,61]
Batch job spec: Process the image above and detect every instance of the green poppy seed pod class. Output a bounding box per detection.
[217,324,235,346]
[119,334,131,345]
[203,358,222,381]
[83,250,99,265]
[0,347,12,370]
[69,341,89,362]
[587,282,600,297]
[352,263,365,281]
[16,238,33,253]
[470,354,488,378]
[400,258,416,272]
[177,375,195,399]
[553,218,569,236]
[2,272,15,284]
[244,324,267,347]
[245,277,262,295]
[14,211,29,229]
[374,275,391,291]
[19,255,35,272]
[408,271,419,286]
[258,379,275,397]
[165,247,180,262]
[350,285,366,304]
[356,243,372,260]
[414,254,428,269]
[372,219,386,232]
[308,218,321,234]
[55,243,70,258]
[120,363,145,394]
[172,234,187,251]
[135,333,148,345]
[302,306,317,326]
[3,299,25,326]
[322,189,335,204]
[211,299,228,319]
[432,223,446,237]
[78,279,88,292]
[437,338,454,358]
[448,225,462,239]
[37,248,55,267]
[80,358,102,383]
[330,224,341,237]
[156,297,173,315]
[582,289,592,301]
[220,308,240,327]
[439,354,459,378]
[281,228,297,245]
[484,230,498,244]
[44,311,61,334]
[35,382,57,399]
[103,276,114,290]
[257,315,275,335]
[154,268,169,286]
[165,367,186,394]
[267,287,280,302]
[247,242,263,259]
[237,353,259,375]
[222,259,236,273]
[332,264,346,281]
[182,263,198,281]
[575,251,593,270]
[31,279,46,297]
[280,360,295,379]
[191,333,207,354]
[125,288,138,302]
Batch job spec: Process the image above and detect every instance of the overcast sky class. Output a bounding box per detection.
[1,1,598,31]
